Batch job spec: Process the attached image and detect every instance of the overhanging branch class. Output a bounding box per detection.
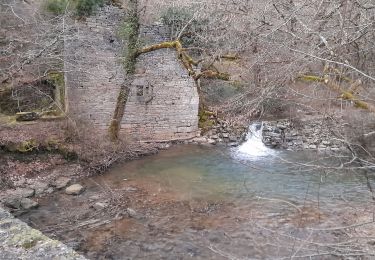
[136,39,232,81]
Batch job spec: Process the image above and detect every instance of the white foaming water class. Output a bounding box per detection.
[236,122,274,158]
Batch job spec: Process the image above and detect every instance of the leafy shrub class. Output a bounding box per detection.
[75,0,104,17]
[44,0,103,16]
[44,0,69,15]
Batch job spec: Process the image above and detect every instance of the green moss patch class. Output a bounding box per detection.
[198,110,216,132]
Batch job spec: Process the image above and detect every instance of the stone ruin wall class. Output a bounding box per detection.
[120,24,200,142]
[64,5,124,130]
[64,6,199,141]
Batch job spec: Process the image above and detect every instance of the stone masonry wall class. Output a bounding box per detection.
[65,6,199,141]
[64,5,125,129]
[120,24,200,142]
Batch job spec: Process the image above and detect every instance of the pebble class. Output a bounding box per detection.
[192,137,207,144]
[125,186,138,192]
[65,184,85,195]
[93,202,108,211]
[207,138,216,145]
[126,208,138,218]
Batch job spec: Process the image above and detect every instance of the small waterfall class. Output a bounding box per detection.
[236,122,274,157]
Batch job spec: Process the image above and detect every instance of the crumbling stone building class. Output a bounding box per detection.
[64,5,199,142]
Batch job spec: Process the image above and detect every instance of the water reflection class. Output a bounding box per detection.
[99,144,371,210]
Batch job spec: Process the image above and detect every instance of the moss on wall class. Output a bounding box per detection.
[1,139,77,160]
[109,87,130,140]
[46,71,66,114]
[109,0,139,140]
[198,110,216,133]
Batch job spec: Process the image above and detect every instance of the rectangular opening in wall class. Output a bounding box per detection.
[0,71,66,120]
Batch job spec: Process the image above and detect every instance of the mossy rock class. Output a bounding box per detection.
[198,110,216,132]
[16,112,40,122]
[46,71,66,113]
[8,226,44,249]
[6,140,39,153]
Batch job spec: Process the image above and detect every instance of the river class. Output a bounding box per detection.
[20,124,375,259]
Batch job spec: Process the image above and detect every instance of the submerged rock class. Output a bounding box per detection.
[54,177,72,189]
[30,182,49,196]
[65,184,85,195]
[126,208,138,218]
[45,187,54,194]
[20,198,39,210]
[2,188,35,209]
[14,188,35,198]
[3,196,38,210]
[4,196,22,209]
[93,202,109,211]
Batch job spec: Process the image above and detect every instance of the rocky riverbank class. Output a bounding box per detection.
[262,117,347,151]
[190,116,348,152]
[0,207,86,260]
[193,119,247,146]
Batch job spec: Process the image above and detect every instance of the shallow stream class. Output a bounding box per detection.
[21,124,375,259]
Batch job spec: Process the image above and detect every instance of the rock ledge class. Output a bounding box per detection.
[0,207,86,259]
